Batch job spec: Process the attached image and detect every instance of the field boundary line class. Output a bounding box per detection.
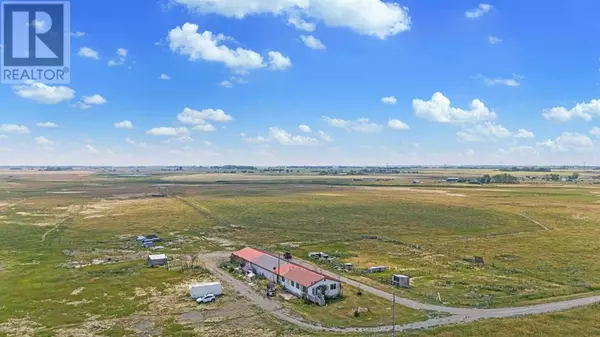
[174,195,228,225]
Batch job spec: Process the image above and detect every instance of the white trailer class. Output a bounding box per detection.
[189,282,222,299]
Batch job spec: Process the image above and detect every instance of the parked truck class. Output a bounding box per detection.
[189,282,222,299]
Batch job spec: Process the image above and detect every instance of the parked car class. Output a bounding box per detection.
[196,294,216,304]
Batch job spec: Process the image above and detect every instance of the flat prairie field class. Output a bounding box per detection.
[1,170,600,336]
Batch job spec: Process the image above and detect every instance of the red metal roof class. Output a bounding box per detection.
[233,247,264,263]
[280,267,325,287]
[234,247,334,288]
[275,263,297,275]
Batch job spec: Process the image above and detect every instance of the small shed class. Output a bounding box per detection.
[392,274,410,288]
[148,254,167,267]
[368,266,387,273]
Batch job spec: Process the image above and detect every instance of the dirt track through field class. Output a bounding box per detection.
[41,205,83,242]
[200,251,600,333]
[518,213,550,231]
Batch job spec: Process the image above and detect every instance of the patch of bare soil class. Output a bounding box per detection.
[357,186,467,197]
[79,198,154,216]
[71,287,85,296]
[0,318,42,337]
[31,222,56,227]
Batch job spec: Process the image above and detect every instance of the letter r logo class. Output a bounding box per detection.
[2,1,66,66]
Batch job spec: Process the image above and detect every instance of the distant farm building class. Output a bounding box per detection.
[233,247,341,305]
[308,252,329,260]
[446,177,460,182]
[367,266,387,273]
[147,254,167,267]
[392,274,410,288]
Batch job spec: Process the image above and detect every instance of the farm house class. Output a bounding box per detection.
[232,247,341,305]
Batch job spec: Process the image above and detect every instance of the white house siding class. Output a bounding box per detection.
[308,279,341,298]
[251,264,277,282]
[322,279,341,297]
[283,279,305,297]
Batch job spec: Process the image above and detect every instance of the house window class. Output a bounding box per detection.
[281,277,285,283]
[302,286,306,292]
[330,283,337,290]
[291,281,295,287]
[296,282,300,289]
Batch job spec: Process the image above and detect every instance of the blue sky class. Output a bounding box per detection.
[1,0,600,166]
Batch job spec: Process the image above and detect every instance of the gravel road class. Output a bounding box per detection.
[200,252,600,333]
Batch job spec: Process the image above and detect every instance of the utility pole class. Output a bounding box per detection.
[277,253,281,284]
[391,293,396,337]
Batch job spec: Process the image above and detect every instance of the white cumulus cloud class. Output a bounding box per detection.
[381,96,397,104]
[159,73,171,80]
[78,47,99,60]
[300,35,326,50]
[108,48,128,67]
[542,99,600,122]
[537,132,594,152]
[173,0,411,39]
[298,124,312,133]
[82,94,107,105]
[168,23,265,70]
[0,124,29,134]
[465,3,492,19]
[591,127,600,137]
[268,51,292,70]
[322,116,383,133]
[114,120,133,129]
[388,119,409,130]
[13,82,75,104]
[269,127,318,145]
[146,127,190,136]
[514,129,535,139]
[194,124,217,132]
[288,16,316,32]
[413,92,497,124]
[177,107,234,125]
[36,122,59,128]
